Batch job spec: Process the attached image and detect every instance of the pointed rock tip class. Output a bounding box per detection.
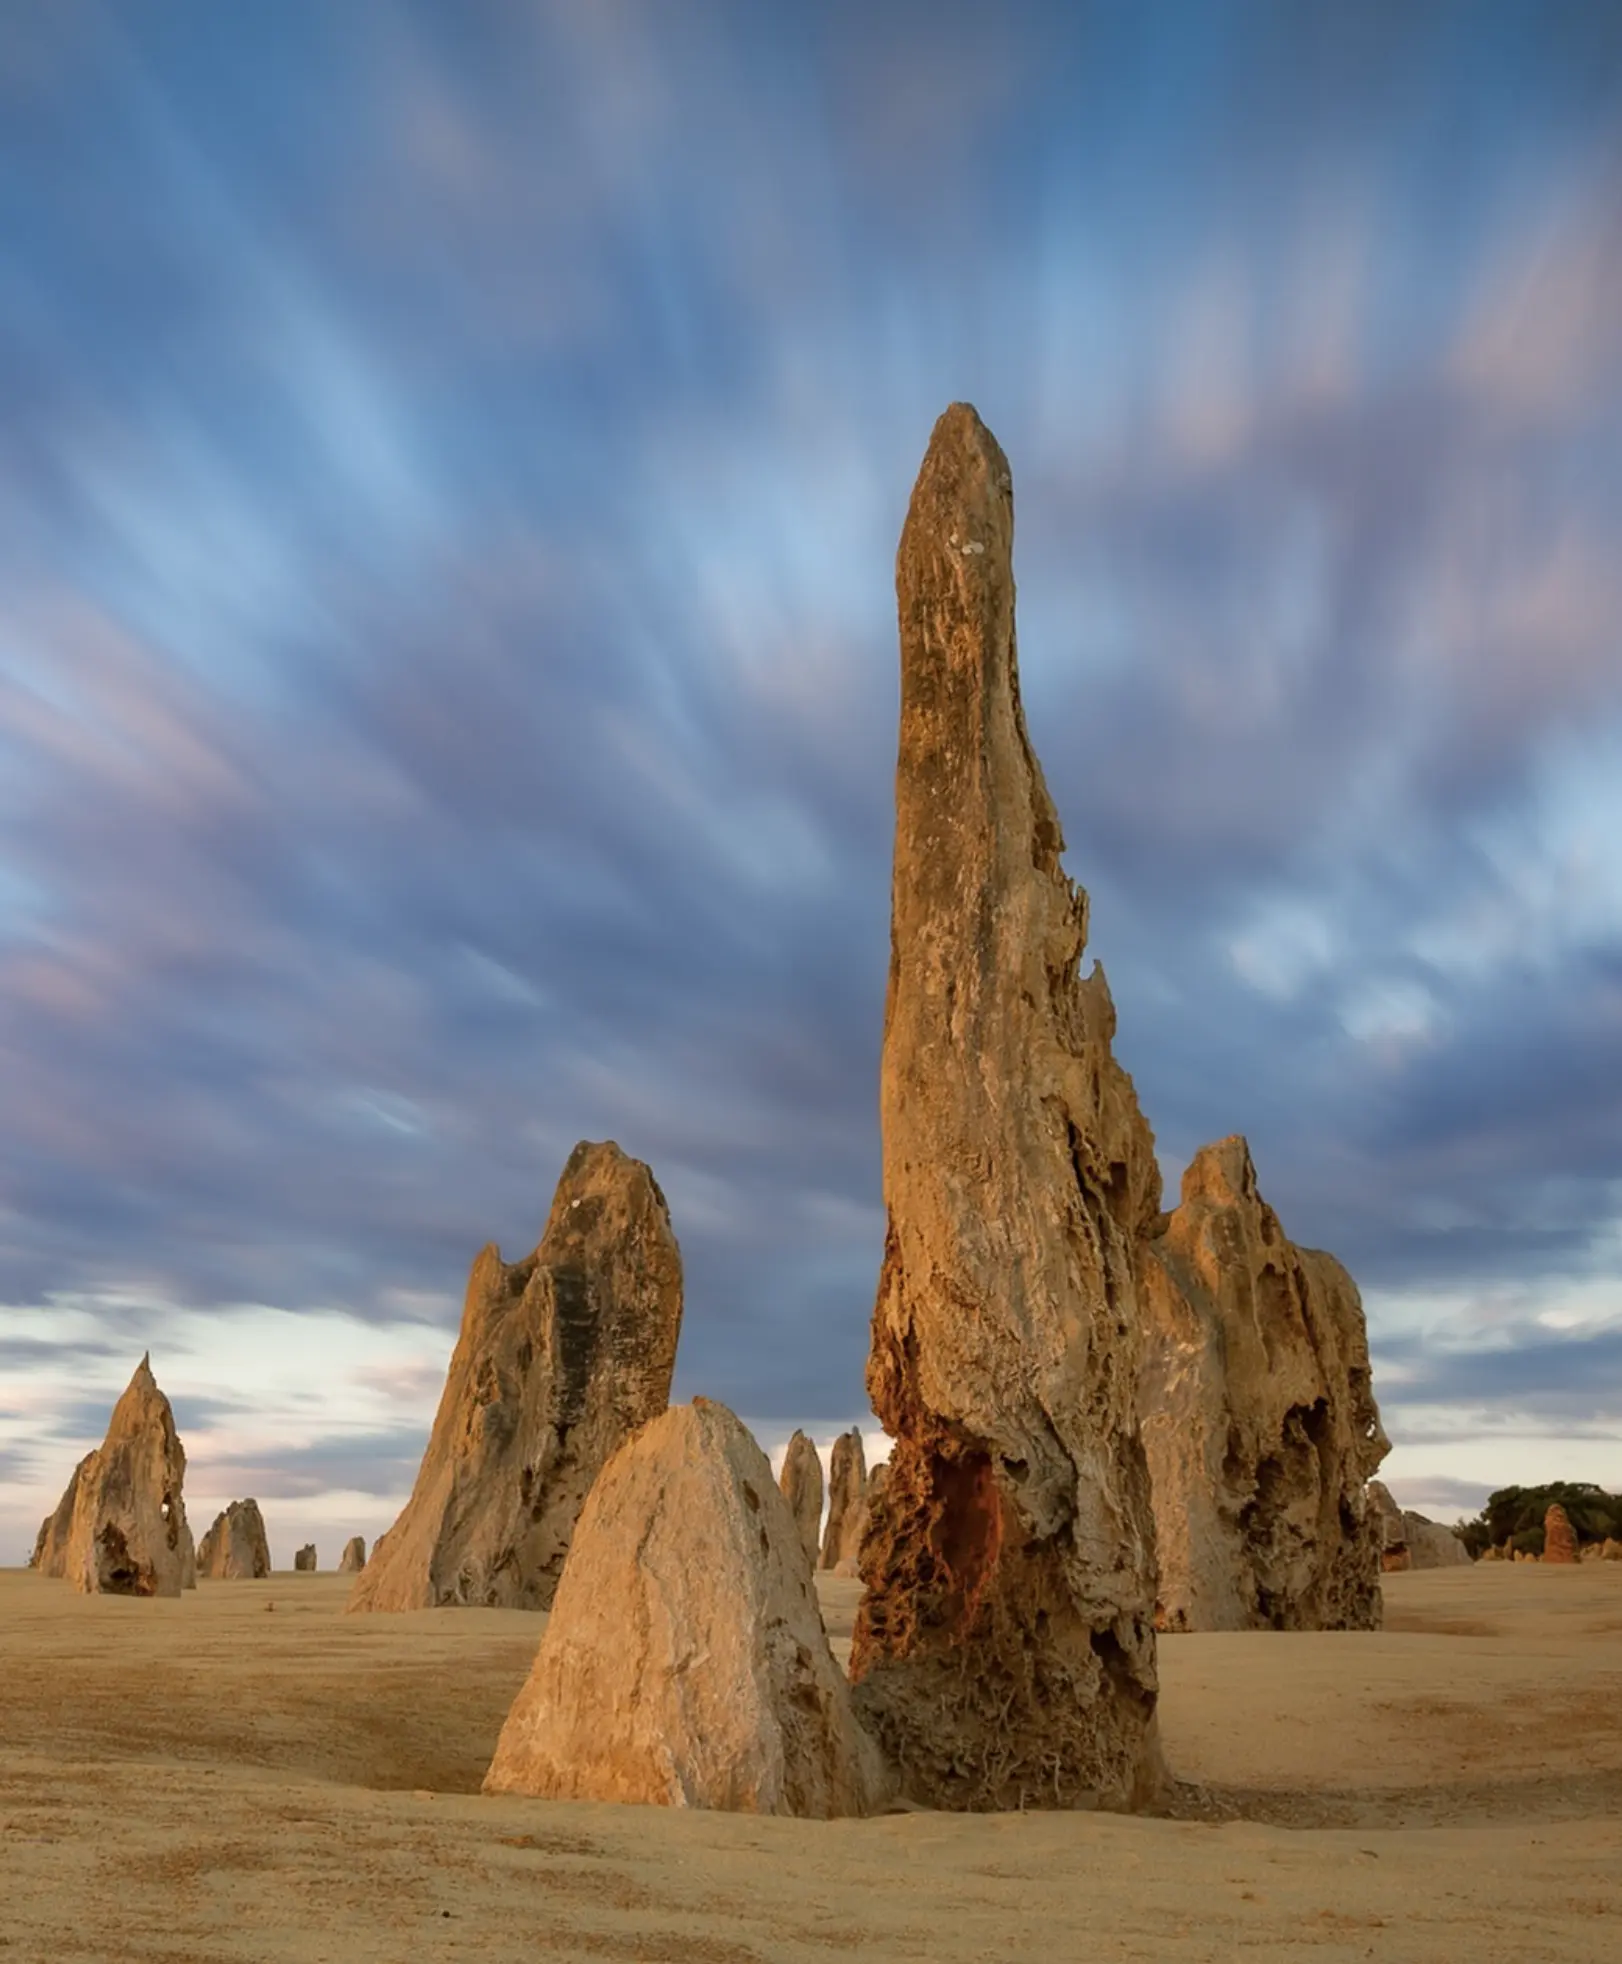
[902,403,1014,558]
[1179,1135,1257,1207]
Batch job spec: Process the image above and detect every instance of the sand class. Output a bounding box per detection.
[2,1564,1619,1962]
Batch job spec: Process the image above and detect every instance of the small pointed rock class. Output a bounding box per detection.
[778,1431,823,1565]
[337,1535,367,1573]
[198,1500,273,1580]
[819,1429,867,1571]
[349,1140,684,1613]
[483,1400,888,1816]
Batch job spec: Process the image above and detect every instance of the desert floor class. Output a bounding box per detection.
[2,1564,1619,1962]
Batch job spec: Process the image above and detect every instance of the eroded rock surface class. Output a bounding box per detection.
[294,1544,317,1572]
[819,1429,867,1572]
[484,1399,887,1817]
[1138,1139,1388,1631]
[1402,1512,1471,1569]
[849,403,1164,1813]
[198,1500,272,1580]
[338,1535,367,1573]
[45,1357,194,1597]
[779,1430,824,1564]
[30,1455,90,1576]
[349,1139,683,1614]
[1544,1504,1579,1565]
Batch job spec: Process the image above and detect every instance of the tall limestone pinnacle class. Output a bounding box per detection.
[348,1139,683,1613]
[850,403,1166,1811]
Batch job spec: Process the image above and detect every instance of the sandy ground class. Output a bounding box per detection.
[2,1564,1619,1962]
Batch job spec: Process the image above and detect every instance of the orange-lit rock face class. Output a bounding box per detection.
[1543,1504,1579,1565]
[851,403,1164,1814]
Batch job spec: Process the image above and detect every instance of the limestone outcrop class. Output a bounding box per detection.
[1369,1480,1408,1573]
[1402,1512,1472,1569]
[1544,1504,1578,1565]
[484,1399,887,1817]
[849,404,1165,1813]
[779,1431,823,1564]
[294,1544,317,1572]
[43,1356,194,1597]
[30,1455,91,1576]
[338,1535,367,1573]
[1602,1538,1622,1562]
[349,1139,684,1614]
[1138,1138,1388,1631]
[198,1500,272,1580]
[819,1429,868,1571]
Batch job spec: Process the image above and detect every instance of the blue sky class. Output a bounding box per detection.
[2,0,1620,1562]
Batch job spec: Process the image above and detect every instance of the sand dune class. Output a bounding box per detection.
[3,1564,1619,1961]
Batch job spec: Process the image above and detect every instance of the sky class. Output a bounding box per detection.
[2,0,1620,1566]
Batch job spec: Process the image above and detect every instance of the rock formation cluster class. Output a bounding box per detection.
[338,1535,367,1573]
[819,1428,867,1572]
[198,1499,272,1580]
[349,1139,683,1614]
[778,1430,824,1565]
[484,1400,886,1817]
[31,1356,194,1597]
[849,403,1167,1813]
[1138,1138,1389,1630]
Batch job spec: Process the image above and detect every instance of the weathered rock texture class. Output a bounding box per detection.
[338,1535,367,1573]
[819,1429,868,1571]
[1138,1138,1389,1632]
[849,403,1165,1813]
[779,1430,824,1564]
[30,1455,91,1575]
[1368,1479,1408,1573]
[349,1139,684,1614]
[294,1544,317,1572]
[198,1500,272,1580]
[1402,1512,1471,1569]
[1544,1504,1579,1565]
[484,1399,888,1817]
[43,1357,194,1597]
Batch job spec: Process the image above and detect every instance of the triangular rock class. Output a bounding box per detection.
[30,1454,91,1575]
[44,1356,194,1597]
[337,1535,367,1573]
[349,1139,683,1613]
[483,1399,889,1817]
[851,404,1165,1812]
[1137,1138,1388,1630]
[198,1499,272,1580]
[819,1428,867,1571]
[778,1430,823,1564]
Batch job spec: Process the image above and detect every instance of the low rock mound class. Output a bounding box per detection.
[483,1399,888,1817]
[198,1500,272,1580]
